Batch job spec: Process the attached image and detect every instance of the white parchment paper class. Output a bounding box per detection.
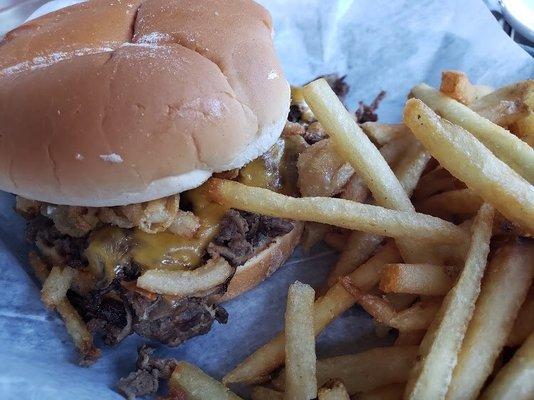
[0,1,532,399]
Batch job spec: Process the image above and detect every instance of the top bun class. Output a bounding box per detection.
[0,0,290,206]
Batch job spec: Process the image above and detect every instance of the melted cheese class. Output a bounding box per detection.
[84,226,130,282]
[131,184,226,271]
[85,140,297,279]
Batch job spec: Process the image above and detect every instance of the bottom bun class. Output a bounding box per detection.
[220,222,304,302]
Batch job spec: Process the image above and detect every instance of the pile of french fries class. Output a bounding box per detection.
[32,71,533,399]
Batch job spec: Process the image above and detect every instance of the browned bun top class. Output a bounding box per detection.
[0,0,290,206]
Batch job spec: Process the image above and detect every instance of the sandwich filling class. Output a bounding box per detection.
[18,75,365,350]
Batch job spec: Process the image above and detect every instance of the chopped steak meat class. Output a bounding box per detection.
[128,290,228,347]
[27,216,88,268]
[117,345,178,400]
[355,90,387,123]
[209,210,294,266]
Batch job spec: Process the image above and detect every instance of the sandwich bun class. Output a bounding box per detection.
[0,0,290,207]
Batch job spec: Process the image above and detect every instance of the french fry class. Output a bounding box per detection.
[481,332,534,400]
[507,287,534,347]
[29,252,100,365]
[325,233,384,288]
[303,79,414,211]
[208,179,468,245]
[305,79,443,265]
[169,361,242,400]
[416,189,482,219]
[379,264,459,296]
[404,203,494,400]
[273,346,418,395]
[410,84,534,183]
[41,265,76,308]
[136,257,234,296]
[510,112,534,143]
[360,122,410,146]
[285,281,317,400]
[470,80,533,126]
[341,279,440,331]
[395,330,426,346]
[356,383,405,400]
[318,380,350,400]
[251,387,283,400]
[404,98,534,232]
[326,144,431,287]
[439,70,492,105]
[223,244,401,384]
[446,242,534,400]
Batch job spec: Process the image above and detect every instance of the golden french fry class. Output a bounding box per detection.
[404,203,494,400]
[251,387,283,400]
[379,263,459,296]
[510,112,534,142]
[137,257,233,296]
[325,233,384,288]
[410,84,534,183]
[416,189,482,219]
[273,346,418,395]
[29,252,100,365]
[360,122,411,146]
[326,143,431,287]
[481,332,534,400]
[340,279,439,331]
[305,80,439,265]
[303,79,413,211]
[223,244,401,384]
[446,242,534,400]
[507,287,534,347]
[318,380,350,400]
[41,265,76,309]
[439,70,492,105]
[404,98,534,232]
[356,383,405,400]
[169,362,242,400]
[470,80,533,126]
[285,281,317,400]
[208,179,468,245]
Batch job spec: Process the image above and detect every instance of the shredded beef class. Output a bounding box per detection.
[355,90,387,123]
[27,216,88,268]
[117,345,178,400]
[209,210,294,266]
[128,290,228,347]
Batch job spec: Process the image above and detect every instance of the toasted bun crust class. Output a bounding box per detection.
[221,222,304,302]
[0,0,289,206]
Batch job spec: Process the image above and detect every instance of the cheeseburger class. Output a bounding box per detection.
[0,0,312,362]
